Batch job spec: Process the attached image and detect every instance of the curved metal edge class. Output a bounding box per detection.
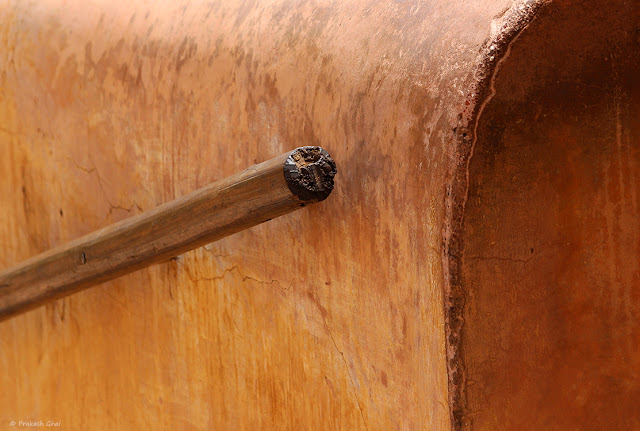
[441,1,552,429]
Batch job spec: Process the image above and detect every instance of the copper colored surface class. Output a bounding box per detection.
[0,0,510,429]
[0,0,638,429]
[450,0,640,429]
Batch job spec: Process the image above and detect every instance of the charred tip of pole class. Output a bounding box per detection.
[284,146,337,202]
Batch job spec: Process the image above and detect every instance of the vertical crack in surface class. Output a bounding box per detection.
[311,288,368,430]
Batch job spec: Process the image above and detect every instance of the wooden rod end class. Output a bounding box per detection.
[284,146,337,202]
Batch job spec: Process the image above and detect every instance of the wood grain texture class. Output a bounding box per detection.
[0,0,518,429]
[0,148,336,321]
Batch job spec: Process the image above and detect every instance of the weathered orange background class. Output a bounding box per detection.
[459,2,640,429]
[0,0,514,429]
[2,1,638,430]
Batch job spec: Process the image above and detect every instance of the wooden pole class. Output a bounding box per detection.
[0,146,337,321]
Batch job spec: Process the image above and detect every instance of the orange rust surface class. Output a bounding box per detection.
[1,0,637,429]
[0,0,515,429]
[456,1,640,429]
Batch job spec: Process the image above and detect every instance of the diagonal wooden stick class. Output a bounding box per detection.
[0,146,337,321]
